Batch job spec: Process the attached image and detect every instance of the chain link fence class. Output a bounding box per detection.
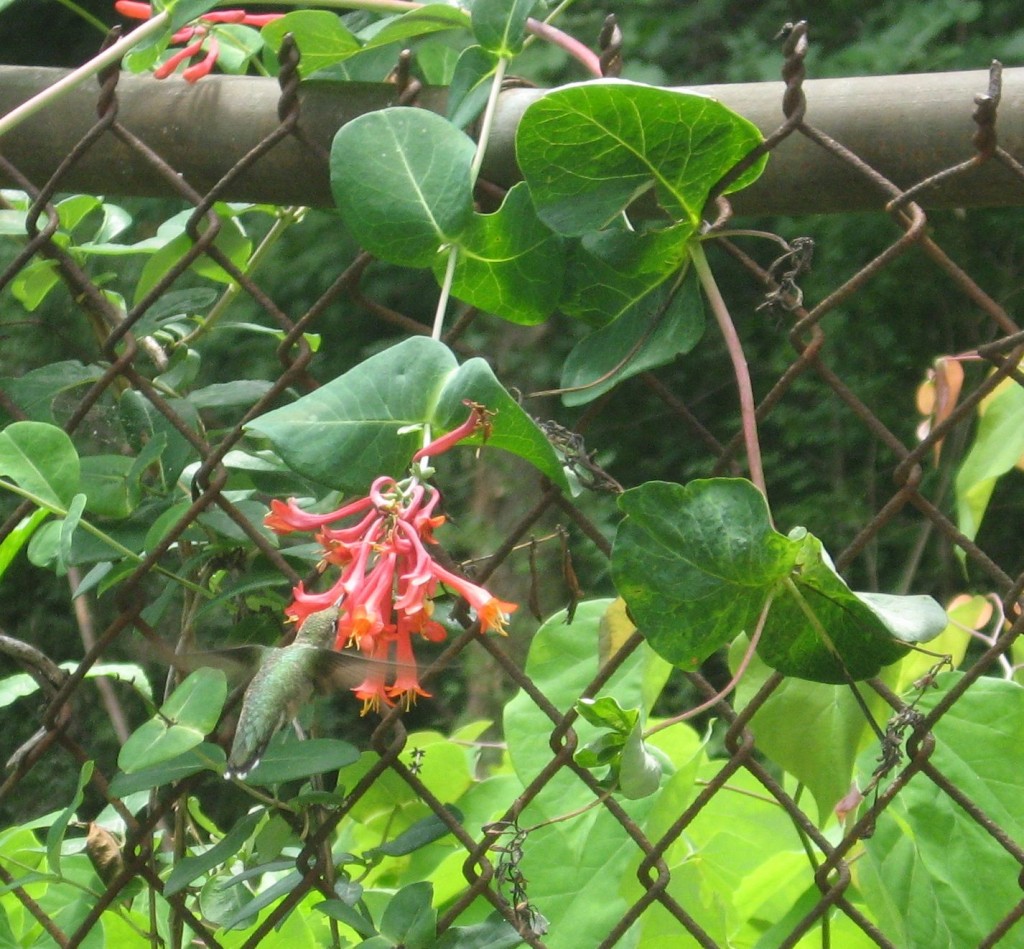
[0,19,1022,949]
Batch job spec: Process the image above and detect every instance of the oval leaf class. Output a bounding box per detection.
[245,336,568,491]
[0,421,80,508]
[331,108,476,267]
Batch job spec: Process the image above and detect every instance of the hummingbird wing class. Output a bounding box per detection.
[307,648,390,694]
[147,644,270,684]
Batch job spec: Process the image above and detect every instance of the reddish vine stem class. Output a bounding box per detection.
[690,240,767,498]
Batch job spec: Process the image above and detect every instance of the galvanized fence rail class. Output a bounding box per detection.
[0,20,1023,948]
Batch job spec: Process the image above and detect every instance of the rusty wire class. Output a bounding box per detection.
[0,20,1022,949]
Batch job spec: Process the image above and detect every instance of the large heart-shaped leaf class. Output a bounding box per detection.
[612,479,800,671]
[857,674,1024,947]
[245,336,568,491]
[613,479,946,682]
[517,80,767,235]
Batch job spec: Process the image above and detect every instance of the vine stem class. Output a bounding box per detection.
[0,13,170,140]
[644,592,773,737]
[689,239,766,497]
[0,481,210,597]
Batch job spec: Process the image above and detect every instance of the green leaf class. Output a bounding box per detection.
[0,508,49,580]
[108,743,225,795]
[954,378,1024,544]
[242,737,360,785]
[379,881,436,949]
[0,421,80,508]
[439,182,564,324]
[576,695,638,734]
[117,669,227,773]
[133,212,252,305]
[260,12,362,76]
[618,720,663,799]
[575,697,661,799]
[0,361,105,423]
[164,811,261,896]
[0,661,151,709]
[163,666,228,729]
[562,222,693,326]
[315,898,377,938]
[187,380,275,410]
[80,456,141,519]
[471,0,543,56]
[11,258,59,311]
[45,761,93,878]
[560,272,704,407]
[730,642,888,822]
[857,674,1024,947]
[758,535,939,682]
[613,479,943,683]
[612,479,800,671]
[447,45,500,128]
[245,336,568,492]
[330,108,476,267]
[517,80,767,235]
[359,5,471,50]
[435,917,524,949]
[57,493,86,570]
[366,807,461,857]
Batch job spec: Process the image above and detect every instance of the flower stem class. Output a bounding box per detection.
[690,239,766,498]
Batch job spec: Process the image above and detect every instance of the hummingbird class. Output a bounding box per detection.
[173,607,376,780]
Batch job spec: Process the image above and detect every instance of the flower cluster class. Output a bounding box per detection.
[266,473,515,713]
[115,1,282,83]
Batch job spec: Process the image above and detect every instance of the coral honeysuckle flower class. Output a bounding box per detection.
[115,1,283,82]
[412,401,495,463]
[266,463,516,713]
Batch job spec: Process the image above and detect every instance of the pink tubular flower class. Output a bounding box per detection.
[265,465,516,714]
[115,1,284,82]
[412,401,495,463]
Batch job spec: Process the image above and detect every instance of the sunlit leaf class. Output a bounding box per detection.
[245,336,568,491]
[517,80,767,235]
[439,183,565,325]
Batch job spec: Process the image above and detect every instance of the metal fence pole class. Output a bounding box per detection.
[1,64,1022,212]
